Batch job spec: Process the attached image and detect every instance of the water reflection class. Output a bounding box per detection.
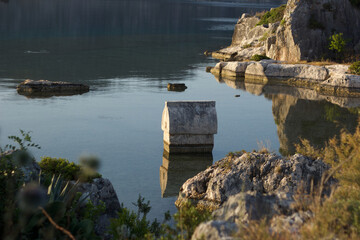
[159,150,213,198]
[215,76,360,155]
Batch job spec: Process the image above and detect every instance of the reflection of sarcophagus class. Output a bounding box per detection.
[159,151,213,198]
[161,101,218,153]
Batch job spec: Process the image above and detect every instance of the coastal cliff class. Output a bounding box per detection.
[213,0,360,62]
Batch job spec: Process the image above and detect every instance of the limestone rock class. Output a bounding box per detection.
[268,0,360,61]
[191,220,238,240]
[264,64,329,81]
[176,152,332,210]
[212,13,269,61]
[186,153,335,239]
[270,211,313,234]
[216,0,360,62]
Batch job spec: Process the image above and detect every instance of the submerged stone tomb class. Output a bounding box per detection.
[161,101,217,153]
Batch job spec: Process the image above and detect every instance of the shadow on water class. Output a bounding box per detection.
[160,150,213,198]
[214,76,360,156]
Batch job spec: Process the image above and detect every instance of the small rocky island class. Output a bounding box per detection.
[17,79,90,98]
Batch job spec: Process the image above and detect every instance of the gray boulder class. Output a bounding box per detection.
[185,152,334,239]
[176,152,332,210]
[77,178,121,237]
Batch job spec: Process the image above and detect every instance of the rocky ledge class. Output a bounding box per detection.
[210,60,360,97]
[17,79,90,98]
[175,152,335,239]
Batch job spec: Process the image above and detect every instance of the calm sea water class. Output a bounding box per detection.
[1,0,358,220]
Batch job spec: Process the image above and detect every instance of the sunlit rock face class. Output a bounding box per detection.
[269,0,360,61]
[159,151,213,198]
[271,94,358,155]
[215,0,360,62]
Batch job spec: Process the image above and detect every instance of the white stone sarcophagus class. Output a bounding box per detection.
[161,101,217,153]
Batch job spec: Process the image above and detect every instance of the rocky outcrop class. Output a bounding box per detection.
[77,178,121,238]
[211,13,271,61]
[269,0,360,61]
[176,152,332,209]
[179,152,334,239]
[214,0,360,62]
[17,79,89,98]
[210,60,360,96]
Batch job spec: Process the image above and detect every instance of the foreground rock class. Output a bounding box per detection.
[77,178,121,238]
[213,0,360,62]
[211,61,360,97]
[176,152,335,239]
[17,79,89,98]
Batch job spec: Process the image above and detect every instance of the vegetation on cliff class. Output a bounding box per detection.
[256,4,286,26]
[350,61,360,75]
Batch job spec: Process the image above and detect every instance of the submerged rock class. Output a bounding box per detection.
[17,79,89,98]
[167,83,187,92]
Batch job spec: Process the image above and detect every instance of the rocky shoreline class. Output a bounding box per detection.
[176,151,336,239]
[210,60,360,97]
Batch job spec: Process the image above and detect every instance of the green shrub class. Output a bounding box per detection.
[349,61,360,75]
[39,157,101,182]
[329,33,346,53]
[296,125,360,239]
[242,43,252,49]
[250,54,270,61]
[256,4,286,26]
[109,195,161,239]
[39,157,81,181]
[174,200,212,240]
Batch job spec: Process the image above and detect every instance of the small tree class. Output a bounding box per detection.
[329,33,346,60]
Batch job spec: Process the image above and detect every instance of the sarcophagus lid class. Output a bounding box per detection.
[161,101,217,134]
